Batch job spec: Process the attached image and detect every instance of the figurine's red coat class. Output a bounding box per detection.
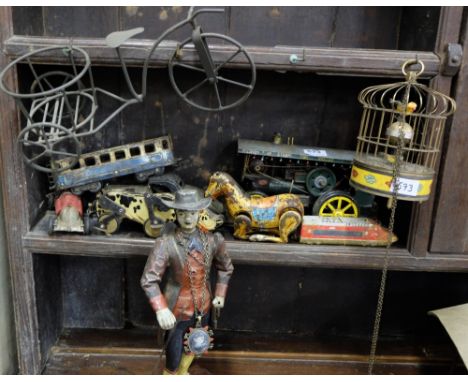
[140,223,233,320]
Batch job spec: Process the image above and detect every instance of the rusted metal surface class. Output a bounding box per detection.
[239,139,355,164]
[54,136,175,192]
[206,172,303,243]
[300,216,397,246]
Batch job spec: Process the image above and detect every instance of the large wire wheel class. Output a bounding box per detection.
[17,122,81,173]
[168,32,256,111]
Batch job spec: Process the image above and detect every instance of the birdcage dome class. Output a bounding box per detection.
[350,60,456,201]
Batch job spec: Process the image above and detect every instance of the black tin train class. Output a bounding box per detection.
[238,138,374,217]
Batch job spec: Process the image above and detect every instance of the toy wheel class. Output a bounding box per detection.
[312,191,359,218]
[247,190,268,199]
[87,182,102,193]
[249,159,265,173]
[305,167,336,197]
[144,219,163,238]
[17,122,81,173]
[98,214,120,235]
[168,32,256,111]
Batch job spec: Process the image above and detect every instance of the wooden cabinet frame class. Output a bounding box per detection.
[1,6,467,374]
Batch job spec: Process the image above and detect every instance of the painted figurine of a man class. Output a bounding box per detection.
[141,186,234,375]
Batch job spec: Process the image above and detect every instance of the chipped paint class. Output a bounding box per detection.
[191,155,204,167]
[206,172,304,242]
[270,7,281,18]
[159,9,168,21]
[125,6,139,17]
[196,119,209,160]
[172,6,183,14]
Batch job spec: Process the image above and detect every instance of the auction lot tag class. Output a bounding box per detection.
[390,177,420,196]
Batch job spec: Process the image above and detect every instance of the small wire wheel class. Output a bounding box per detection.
[17,122,81,173]
[312,190,359,217]
[168,29,256,111]
[305,167,336,197]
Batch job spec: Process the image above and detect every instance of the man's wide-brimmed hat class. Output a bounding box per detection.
[162,186,211,211]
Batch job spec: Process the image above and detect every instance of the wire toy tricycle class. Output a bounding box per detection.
[0,7,256,174]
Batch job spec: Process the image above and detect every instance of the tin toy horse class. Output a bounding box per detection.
[205,172,304,243]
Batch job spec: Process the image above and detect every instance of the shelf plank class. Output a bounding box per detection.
[4,35,440,77]
[23,212,468,272]
[43,328,465,375]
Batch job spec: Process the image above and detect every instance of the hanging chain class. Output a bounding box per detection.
[368,102,407,375]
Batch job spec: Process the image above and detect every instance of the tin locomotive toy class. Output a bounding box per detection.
[238,138,374,218]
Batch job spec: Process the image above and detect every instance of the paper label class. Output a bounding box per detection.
[390,177,420,196]
[304,149,327,157]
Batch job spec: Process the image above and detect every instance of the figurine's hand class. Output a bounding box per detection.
[212,296,225,308]
[156,308,176,330]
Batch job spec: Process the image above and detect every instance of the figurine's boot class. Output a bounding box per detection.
[176,353,195,375]
[162,368,177,375]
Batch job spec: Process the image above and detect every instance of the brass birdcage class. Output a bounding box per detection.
[350,60,456,201]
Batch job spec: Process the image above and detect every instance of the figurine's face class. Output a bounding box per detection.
[176,209,200,232]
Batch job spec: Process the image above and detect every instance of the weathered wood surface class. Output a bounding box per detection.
[42,328,466,375]
[3,35,441,77]
[0,6,42,374]
[13,6,441,51]
[409,7,464,257]
[33,255,62,369]
[23,212,468,272]
[430,8,468,254]
[60,257,125,329]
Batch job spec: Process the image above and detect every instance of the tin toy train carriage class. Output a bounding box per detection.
[238,138,374,217]
[52,135,175,194]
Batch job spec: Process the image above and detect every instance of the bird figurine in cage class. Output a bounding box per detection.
[350,60,456,202]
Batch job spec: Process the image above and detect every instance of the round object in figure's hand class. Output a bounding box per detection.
[184,327,214,356]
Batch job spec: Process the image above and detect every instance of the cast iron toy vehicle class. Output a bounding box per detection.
[238,138,374,217]
[52,136,175,194]
[49,192,89,234]
[94,185,224,238]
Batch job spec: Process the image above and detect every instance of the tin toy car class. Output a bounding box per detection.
[238,137,374,218]
[49,192,89,234]
[94,184,224,237]
[52,136,175,194]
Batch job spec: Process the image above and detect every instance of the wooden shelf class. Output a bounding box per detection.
[24,212,468,272]
[43,328,465,375]
[4,35,440,78]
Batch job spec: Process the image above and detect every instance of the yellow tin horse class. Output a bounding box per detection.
[205,172,304,243]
